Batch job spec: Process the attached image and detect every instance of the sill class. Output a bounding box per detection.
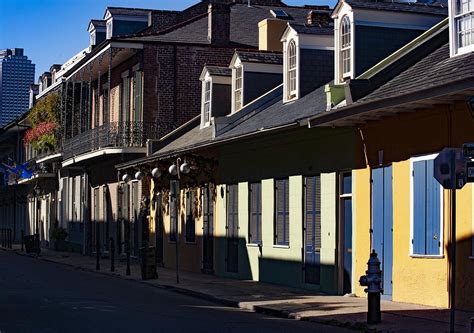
[410,254,444,259]
[273,244,290,249]
[247,243,262,247]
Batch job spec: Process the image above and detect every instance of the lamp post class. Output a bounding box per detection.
[169,158,190,284]
[122,173,132,276]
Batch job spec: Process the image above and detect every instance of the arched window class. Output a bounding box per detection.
[288,40,297,98]
[340,16,351,78]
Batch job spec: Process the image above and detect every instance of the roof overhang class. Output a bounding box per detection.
[307,78,474,128]
[62,147,146,168]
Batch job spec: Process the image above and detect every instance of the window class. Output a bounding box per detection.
[305,176,321,254]
[169,180,179,242]
[274,178,289,246]
[453,0,474,54]
[133,71,143,122]
[340,16,351,79]
[185,189,195,243]
[249,182,262,244]
[411,156,443,256]
[234,66,243,111]
[227,184,239,239]
[287,40,297,99]
[120,76,131,123]
[203,80,211,125]
[106,21,112,39]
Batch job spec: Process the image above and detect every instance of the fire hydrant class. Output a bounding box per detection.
[359,250,382,324]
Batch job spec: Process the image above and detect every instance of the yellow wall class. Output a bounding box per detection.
[353,103,474,310]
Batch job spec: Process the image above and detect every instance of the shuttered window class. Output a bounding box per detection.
[305,176,321,252]
[169,180,179,242]
[227,184,239,239]
[412,157,443,256]
[133,71,143,122]
[274,178,290,246]
[249,182,262,244]
[185,189,195,243]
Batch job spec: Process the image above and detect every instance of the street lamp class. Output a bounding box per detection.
[122,173,132,183]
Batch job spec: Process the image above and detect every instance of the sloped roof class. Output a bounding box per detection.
[345,0,448,15]
[289,23,334,35]
[236,50,283,64]
[205,65,232,77]
[117,4,318,47]
[106,7,152,16]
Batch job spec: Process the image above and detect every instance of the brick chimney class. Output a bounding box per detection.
[307,9,331,27]
[208,3,230,46]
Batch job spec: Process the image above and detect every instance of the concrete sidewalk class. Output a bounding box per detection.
[4,245,473,332]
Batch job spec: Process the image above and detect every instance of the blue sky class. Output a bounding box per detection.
[0,0,336,79]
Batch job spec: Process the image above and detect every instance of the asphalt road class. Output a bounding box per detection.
[0,250,352,333]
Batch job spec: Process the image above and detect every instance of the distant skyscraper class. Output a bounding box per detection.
[0,48,35,127]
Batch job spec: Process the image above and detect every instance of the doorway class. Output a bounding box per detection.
[339,172,353,295]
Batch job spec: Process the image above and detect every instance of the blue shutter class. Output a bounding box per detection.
[372,168,384,257]
[426,159,440,255]
[413,160,427,255]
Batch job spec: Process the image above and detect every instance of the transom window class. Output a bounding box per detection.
[288,40,297,99]
[234,66,243,111]
[455,0,474,51]
[340,16,351,78]
[203,80,211,124]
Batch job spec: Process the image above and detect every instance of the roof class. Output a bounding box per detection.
[105,7,152,17]
[117,4,319,47]
[89,19,106,27]
[288,23,334,35]
[235,50,283,64]
[344,0,448,16]
[205,65,232,77]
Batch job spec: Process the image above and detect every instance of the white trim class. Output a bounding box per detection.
[62,147,146,167]
[355,20,434,30]
[232,66,243,113]
[409,153,444,257]
[35,152,62,164]
[283,32,300,103]
[201,78,212,128]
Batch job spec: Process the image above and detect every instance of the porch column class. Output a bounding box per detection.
[79,70,84,134]
[107,48,112,125]
[88,64,92,131]
[71,79,75,138]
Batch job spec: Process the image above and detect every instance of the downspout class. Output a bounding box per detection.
[358,126,372,252]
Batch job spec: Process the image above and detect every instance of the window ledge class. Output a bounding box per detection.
[247,243,262,247]
[410,254,444,259]
[273,245,290,249]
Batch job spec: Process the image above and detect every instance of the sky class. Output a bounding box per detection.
[0,0,336,79]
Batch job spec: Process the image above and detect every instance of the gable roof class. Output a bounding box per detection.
[205,65,232,77]
[105,7,153,17]
[332,0,447,17]
[235,50,283,64]
[288,23,333,36]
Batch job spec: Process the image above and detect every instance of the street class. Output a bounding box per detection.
[0,250,351,333]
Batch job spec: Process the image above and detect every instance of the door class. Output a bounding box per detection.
[372,166,393,299]
[226,184,239,273]
[202,185,214,273]
[340,172,352,295]
[304,176,321,284]
[155,193,164,266]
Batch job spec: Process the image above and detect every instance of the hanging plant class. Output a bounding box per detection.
[24,92,61,152]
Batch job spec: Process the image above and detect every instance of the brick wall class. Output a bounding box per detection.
[142,44,235,132]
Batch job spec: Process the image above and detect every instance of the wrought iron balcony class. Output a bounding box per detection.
[63,121,175,160]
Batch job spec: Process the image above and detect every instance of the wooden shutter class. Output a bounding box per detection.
[275,179,289,246]
[413,160,427,255]
[249,182,262,244]
[185,190,195,242]
[227,185,238,239]
[425,159,441,255]
[305,176,321,252]
[169,180,178,241]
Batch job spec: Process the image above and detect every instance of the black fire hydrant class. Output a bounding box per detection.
[359,250,382,324]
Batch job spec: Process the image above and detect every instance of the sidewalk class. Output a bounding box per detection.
[4,245,474,332]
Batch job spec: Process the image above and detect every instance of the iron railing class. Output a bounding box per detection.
[63,121,175,159]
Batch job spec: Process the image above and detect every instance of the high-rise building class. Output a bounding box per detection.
[0,48,35,127]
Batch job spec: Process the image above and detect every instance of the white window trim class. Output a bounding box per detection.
[201,78,212,128]
[449,0,474,56]
[334,8,355,84]
[409,153,445,258]
[287,39,297,101]
[283,34,300,103]
[232,66,243,113]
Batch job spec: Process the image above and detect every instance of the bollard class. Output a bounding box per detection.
[96,224,100,270]
[20,229,24,251]
[359,250,383,325]
[110,237,115,272]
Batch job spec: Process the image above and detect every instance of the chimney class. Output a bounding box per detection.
[258,19,287,52]
[307,10,331,27]
[208,3,230,46]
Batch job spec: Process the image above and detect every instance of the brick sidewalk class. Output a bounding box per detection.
[4,245,474,332]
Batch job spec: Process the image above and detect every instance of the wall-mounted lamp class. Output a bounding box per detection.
[135,171,144,181]
[180,160,191,175]
[151,167,161,178]
[122,173,132,183]
[169,164,178,176]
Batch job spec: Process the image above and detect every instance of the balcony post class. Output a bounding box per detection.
[71,79,75,138]
[107,48,112,125]
[79,70,84,135]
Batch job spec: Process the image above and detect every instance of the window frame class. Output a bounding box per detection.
[410,154,444,258]
[451,0,474,56]
[287,39,297,100]
[340,15,352,80]
[274,178,290,247]
[304,175,322,254]
[234,66,243,112]
[202,79,212,127]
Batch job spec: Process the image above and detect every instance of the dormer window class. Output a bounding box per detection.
[234,66,243,111]
[203,80,211,125]
[106,20,112,39]
[451,0,474,55]
[340,16,351,79]
[287,40,297,99]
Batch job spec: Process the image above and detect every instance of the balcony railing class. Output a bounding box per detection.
[63,121,175,160]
